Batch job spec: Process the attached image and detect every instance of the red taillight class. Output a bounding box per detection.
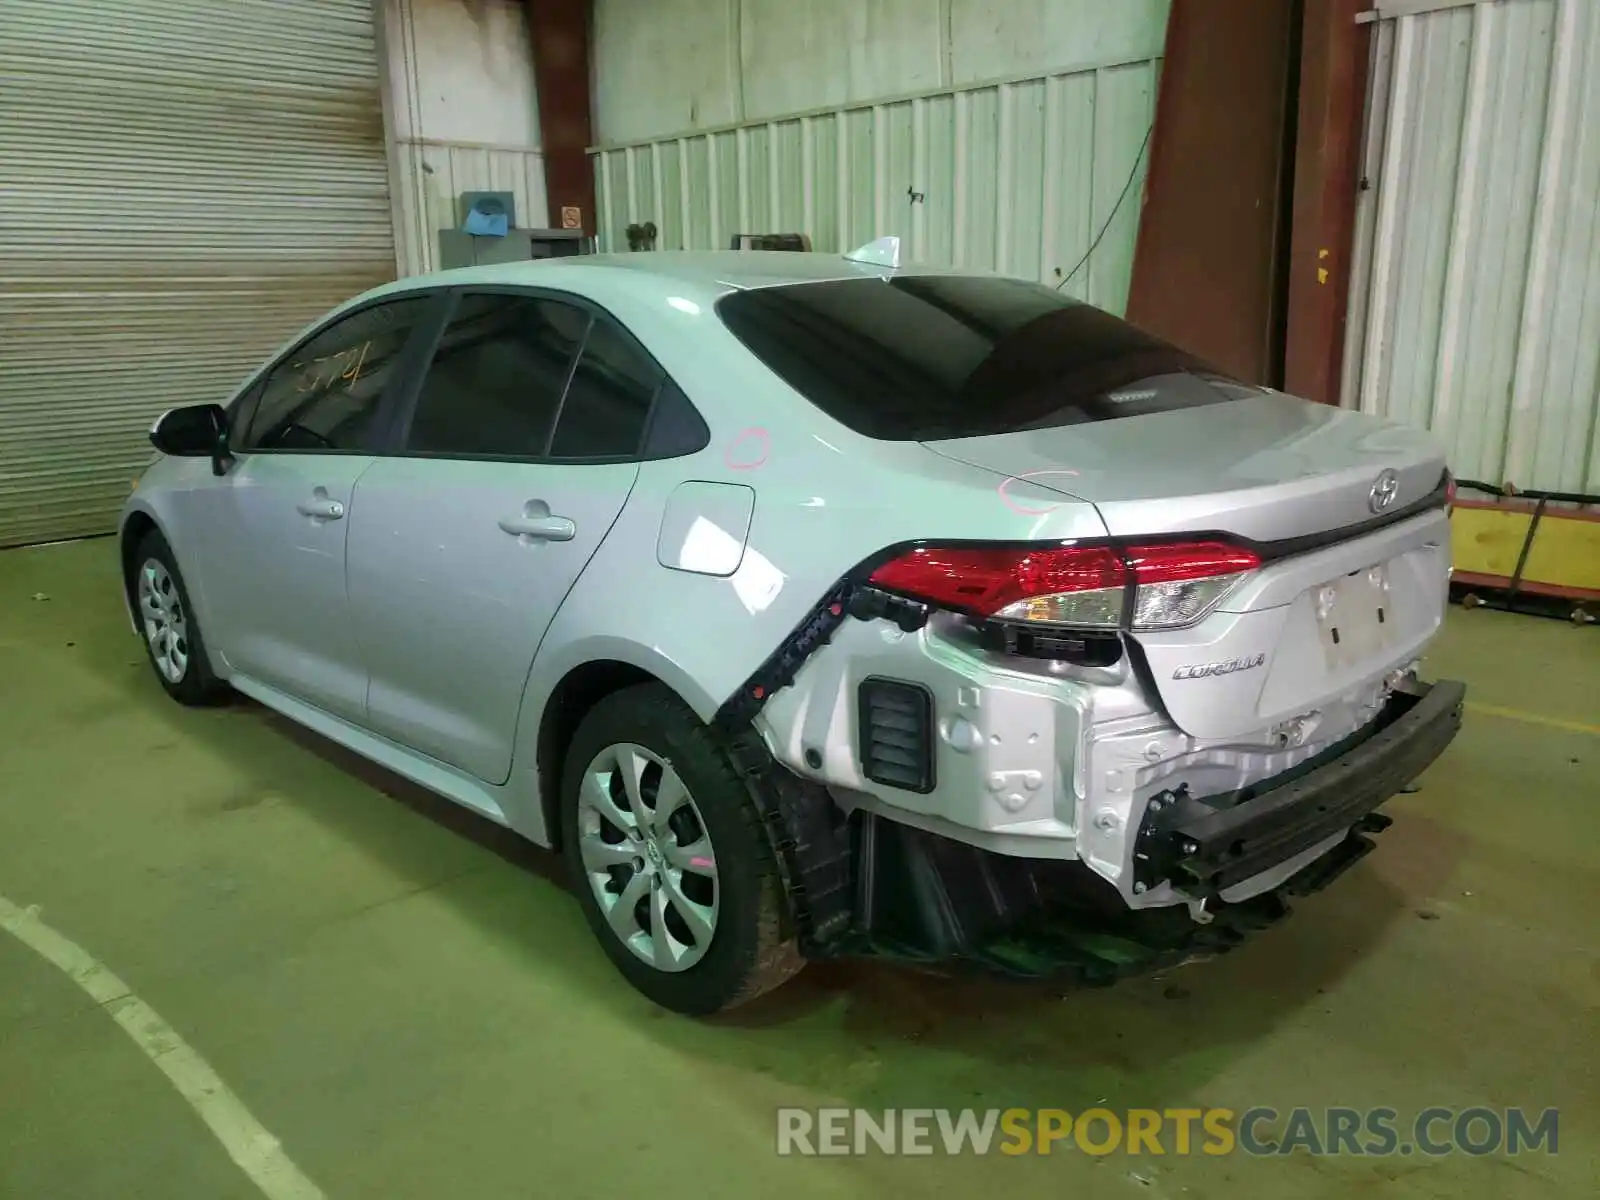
[867,540,1259,631]
[867,545,1127,617]
[1124,541,1261,583]
[1445,470,1457,515]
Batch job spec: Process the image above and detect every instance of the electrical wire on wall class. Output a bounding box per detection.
[1055,121,1156,291]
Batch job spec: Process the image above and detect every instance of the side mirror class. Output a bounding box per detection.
[150,404,230,474]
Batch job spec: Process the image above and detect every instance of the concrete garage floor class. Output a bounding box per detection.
[0,538,1595,1200]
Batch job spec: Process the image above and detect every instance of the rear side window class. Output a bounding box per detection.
[641,379,711,458]
[405,294,587,457]
[716,274,1251,440]
[549,315,661,458]
[244,296,431,452]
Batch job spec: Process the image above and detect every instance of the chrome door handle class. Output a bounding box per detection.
[498,514,575,541]
[296,497,344,519]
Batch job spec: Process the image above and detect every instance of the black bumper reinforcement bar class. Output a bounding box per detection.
[1134,678,1466,896]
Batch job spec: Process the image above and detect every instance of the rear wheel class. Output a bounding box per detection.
[560,684,802,1014]
[132,531,229,706]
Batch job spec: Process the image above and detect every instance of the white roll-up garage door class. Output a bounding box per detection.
[0,0,397,547]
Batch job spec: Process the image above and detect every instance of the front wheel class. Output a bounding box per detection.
[132,530,230,706]
[560,684,802,1015]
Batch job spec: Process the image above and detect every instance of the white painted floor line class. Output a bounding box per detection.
[0,894,326,1200]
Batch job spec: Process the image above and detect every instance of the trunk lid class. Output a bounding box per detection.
[922,384,1446,544]
[923,387,1452,739]
[1126,515,1451,740]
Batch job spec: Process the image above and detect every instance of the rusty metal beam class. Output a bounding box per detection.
[525,0,595,235]
[1126,0,1300,386]
[1284,0,1373,405]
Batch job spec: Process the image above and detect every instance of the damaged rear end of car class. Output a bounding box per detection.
[712,269,1466,982]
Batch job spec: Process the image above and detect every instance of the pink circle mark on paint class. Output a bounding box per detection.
[690,856,715,870]
[996,469,1083,517]
[724,426,770,471]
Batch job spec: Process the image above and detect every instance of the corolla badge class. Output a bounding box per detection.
[1369,468,1400,513]
[1173,653,1266,681]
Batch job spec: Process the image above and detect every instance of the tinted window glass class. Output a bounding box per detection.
[227,378,265,446]
[245,297,430,451]
[716,275,1251,440]
[641,379,710,459]
[405,294,587,457]
[549,316,661,458]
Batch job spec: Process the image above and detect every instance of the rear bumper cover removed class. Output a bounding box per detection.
[1133,677,1466,897]
[738,678,1465,984]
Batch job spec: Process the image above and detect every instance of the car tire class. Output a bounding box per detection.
[560,683,803,1015]
[131,530,230,707]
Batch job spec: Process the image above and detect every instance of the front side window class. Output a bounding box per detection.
[243,296,432,451]
[404,293,588,458]
[716,274,1252,441]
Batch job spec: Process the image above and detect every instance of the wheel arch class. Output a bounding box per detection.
[119,498,228,682]
[523,640,721,853]
[118,507,164,631]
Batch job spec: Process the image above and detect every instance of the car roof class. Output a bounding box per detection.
[350,250,966,313]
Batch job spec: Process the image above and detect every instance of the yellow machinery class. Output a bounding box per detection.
[1450,481,1600,621]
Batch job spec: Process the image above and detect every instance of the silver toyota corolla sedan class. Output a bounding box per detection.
[120,243,1465,1015]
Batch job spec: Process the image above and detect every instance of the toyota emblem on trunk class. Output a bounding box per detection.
[1369,469,1400,513]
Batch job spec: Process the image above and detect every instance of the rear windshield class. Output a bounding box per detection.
[716,274,1254,440]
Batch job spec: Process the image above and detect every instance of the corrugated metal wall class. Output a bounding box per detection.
[592,0,1171,144]
[382,0,548,274]
[591,56,1161,314]
[1346,0,1600,494]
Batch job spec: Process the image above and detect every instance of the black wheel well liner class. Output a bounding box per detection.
[535,659,659,852]
[119,511,160,622]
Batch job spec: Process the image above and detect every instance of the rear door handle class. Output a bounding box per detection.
[296,495,345,520]
[498,513,575,542]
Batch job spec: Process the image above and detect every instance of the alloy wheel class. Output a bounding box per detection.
[137,558,189,684]
[576,742,719,972]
